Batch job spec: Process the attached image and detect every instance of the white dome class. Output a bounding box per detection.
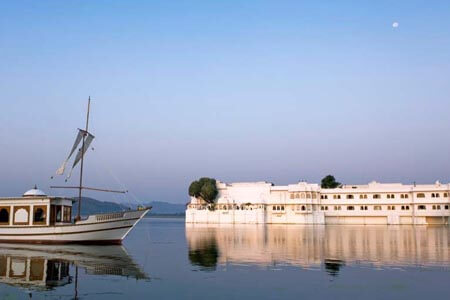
[23,186,47,197]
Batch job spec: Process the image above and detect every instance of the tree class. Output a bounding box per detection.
[188,181,202,198]
[321,175,341,189]
[188,177,218,203]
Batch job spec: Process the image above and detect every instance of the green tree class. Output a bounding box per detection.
[188,181,202,198]
[188,177,218,203]
[321,175,341,189]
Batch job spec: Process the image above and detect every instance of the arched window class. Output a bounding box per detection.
[347,195,354,199]
[436,193,440,198]
[347,206,355,211]
[417,193,425,198]
[418,205,426,210]
[431,193,435,198]
[295,193,300,199]
[306,193,311,199]
[0,208,9,224]
[301,193,306,199]
[290,194,295,199]
[444,193,448,197]
[312,193,317,199]
[373,194,381,199]
[301,205,306,211]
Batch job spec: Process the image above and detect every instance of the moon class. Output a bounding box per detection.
[392,22,399,28]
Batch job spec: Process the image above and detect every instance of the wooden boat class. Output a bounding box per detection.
[0,98,150,244]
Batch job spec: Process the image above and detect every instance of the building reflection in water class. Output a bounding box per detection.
[186,224,450,275]
[0,244,148,293]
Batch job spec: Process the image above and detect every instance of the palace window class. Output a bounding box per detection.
[347,206,355,211]
[280,205,285,211]
[321,195,328,199]
[346,195,354,199]
[306,193,311,199]
[445,205,449,210]
[444,193,448,197]
[360,206,368,210]
[373,194,381,199]
[417,193,425,198]
[312,193,317,199]
[387,194,395,199]
[418,205,426,210]
[359,194,368,199]
[400,194,409,199]
[387,206,396,210]
[272,206,276,211]
[333,195,341,199]
[374,206,382,211]
[295,193,300,199]
[301,193,306,199]
[334,206,341,210]
[301,205,306,211]
[290,194,294,199]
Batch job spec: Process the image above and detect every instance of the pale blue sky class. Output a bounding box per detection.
[1,1,449,203]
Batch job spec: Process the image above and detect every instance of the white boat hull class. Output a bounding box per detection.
[0,209,149,244]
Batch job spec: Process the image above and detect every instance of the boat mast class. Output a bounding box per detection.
[77,97,91,221]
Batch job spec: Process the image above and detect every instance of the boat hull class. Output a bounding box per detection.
[0,209,149,245]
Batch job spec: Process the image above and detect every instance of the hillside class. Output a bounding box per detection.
[71,197,185,216]
[72,197,129,217]
[144,201,185,215]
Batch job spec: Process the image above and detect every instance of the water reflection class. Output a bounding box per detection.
[186,225,450,274]
[0,243,148,293]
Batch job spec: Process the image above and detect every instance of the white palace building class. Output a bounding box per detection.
[185,180,450,225]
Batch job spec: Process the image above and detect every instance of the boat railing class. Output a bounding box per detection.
[95,212,126,222]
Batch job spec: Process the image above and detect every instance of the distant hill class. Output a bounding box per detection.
[143,201,186,215]
[72,197,185,216]
[72,197,129,217]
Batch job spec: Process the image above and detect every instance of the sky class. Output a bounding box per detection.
[1,0,450,204]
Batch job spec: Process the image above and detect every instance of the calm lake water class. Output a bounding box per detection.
[0,217,449,299]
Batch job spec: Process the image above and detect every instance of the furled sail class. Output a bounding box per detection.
[66,132,95,179]
[55,130,84,175]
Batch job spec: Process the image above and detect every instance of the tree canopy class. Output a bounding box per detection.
[321,175,341,189]
[188,177,218,203]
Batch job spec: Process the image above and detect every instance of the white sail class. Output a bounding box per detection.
[66,132,95,179]
[55,130,84,175]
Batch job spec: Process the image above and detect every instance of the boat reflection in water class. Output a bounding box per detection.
[0,243,148,293]
[186,224,450,274]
